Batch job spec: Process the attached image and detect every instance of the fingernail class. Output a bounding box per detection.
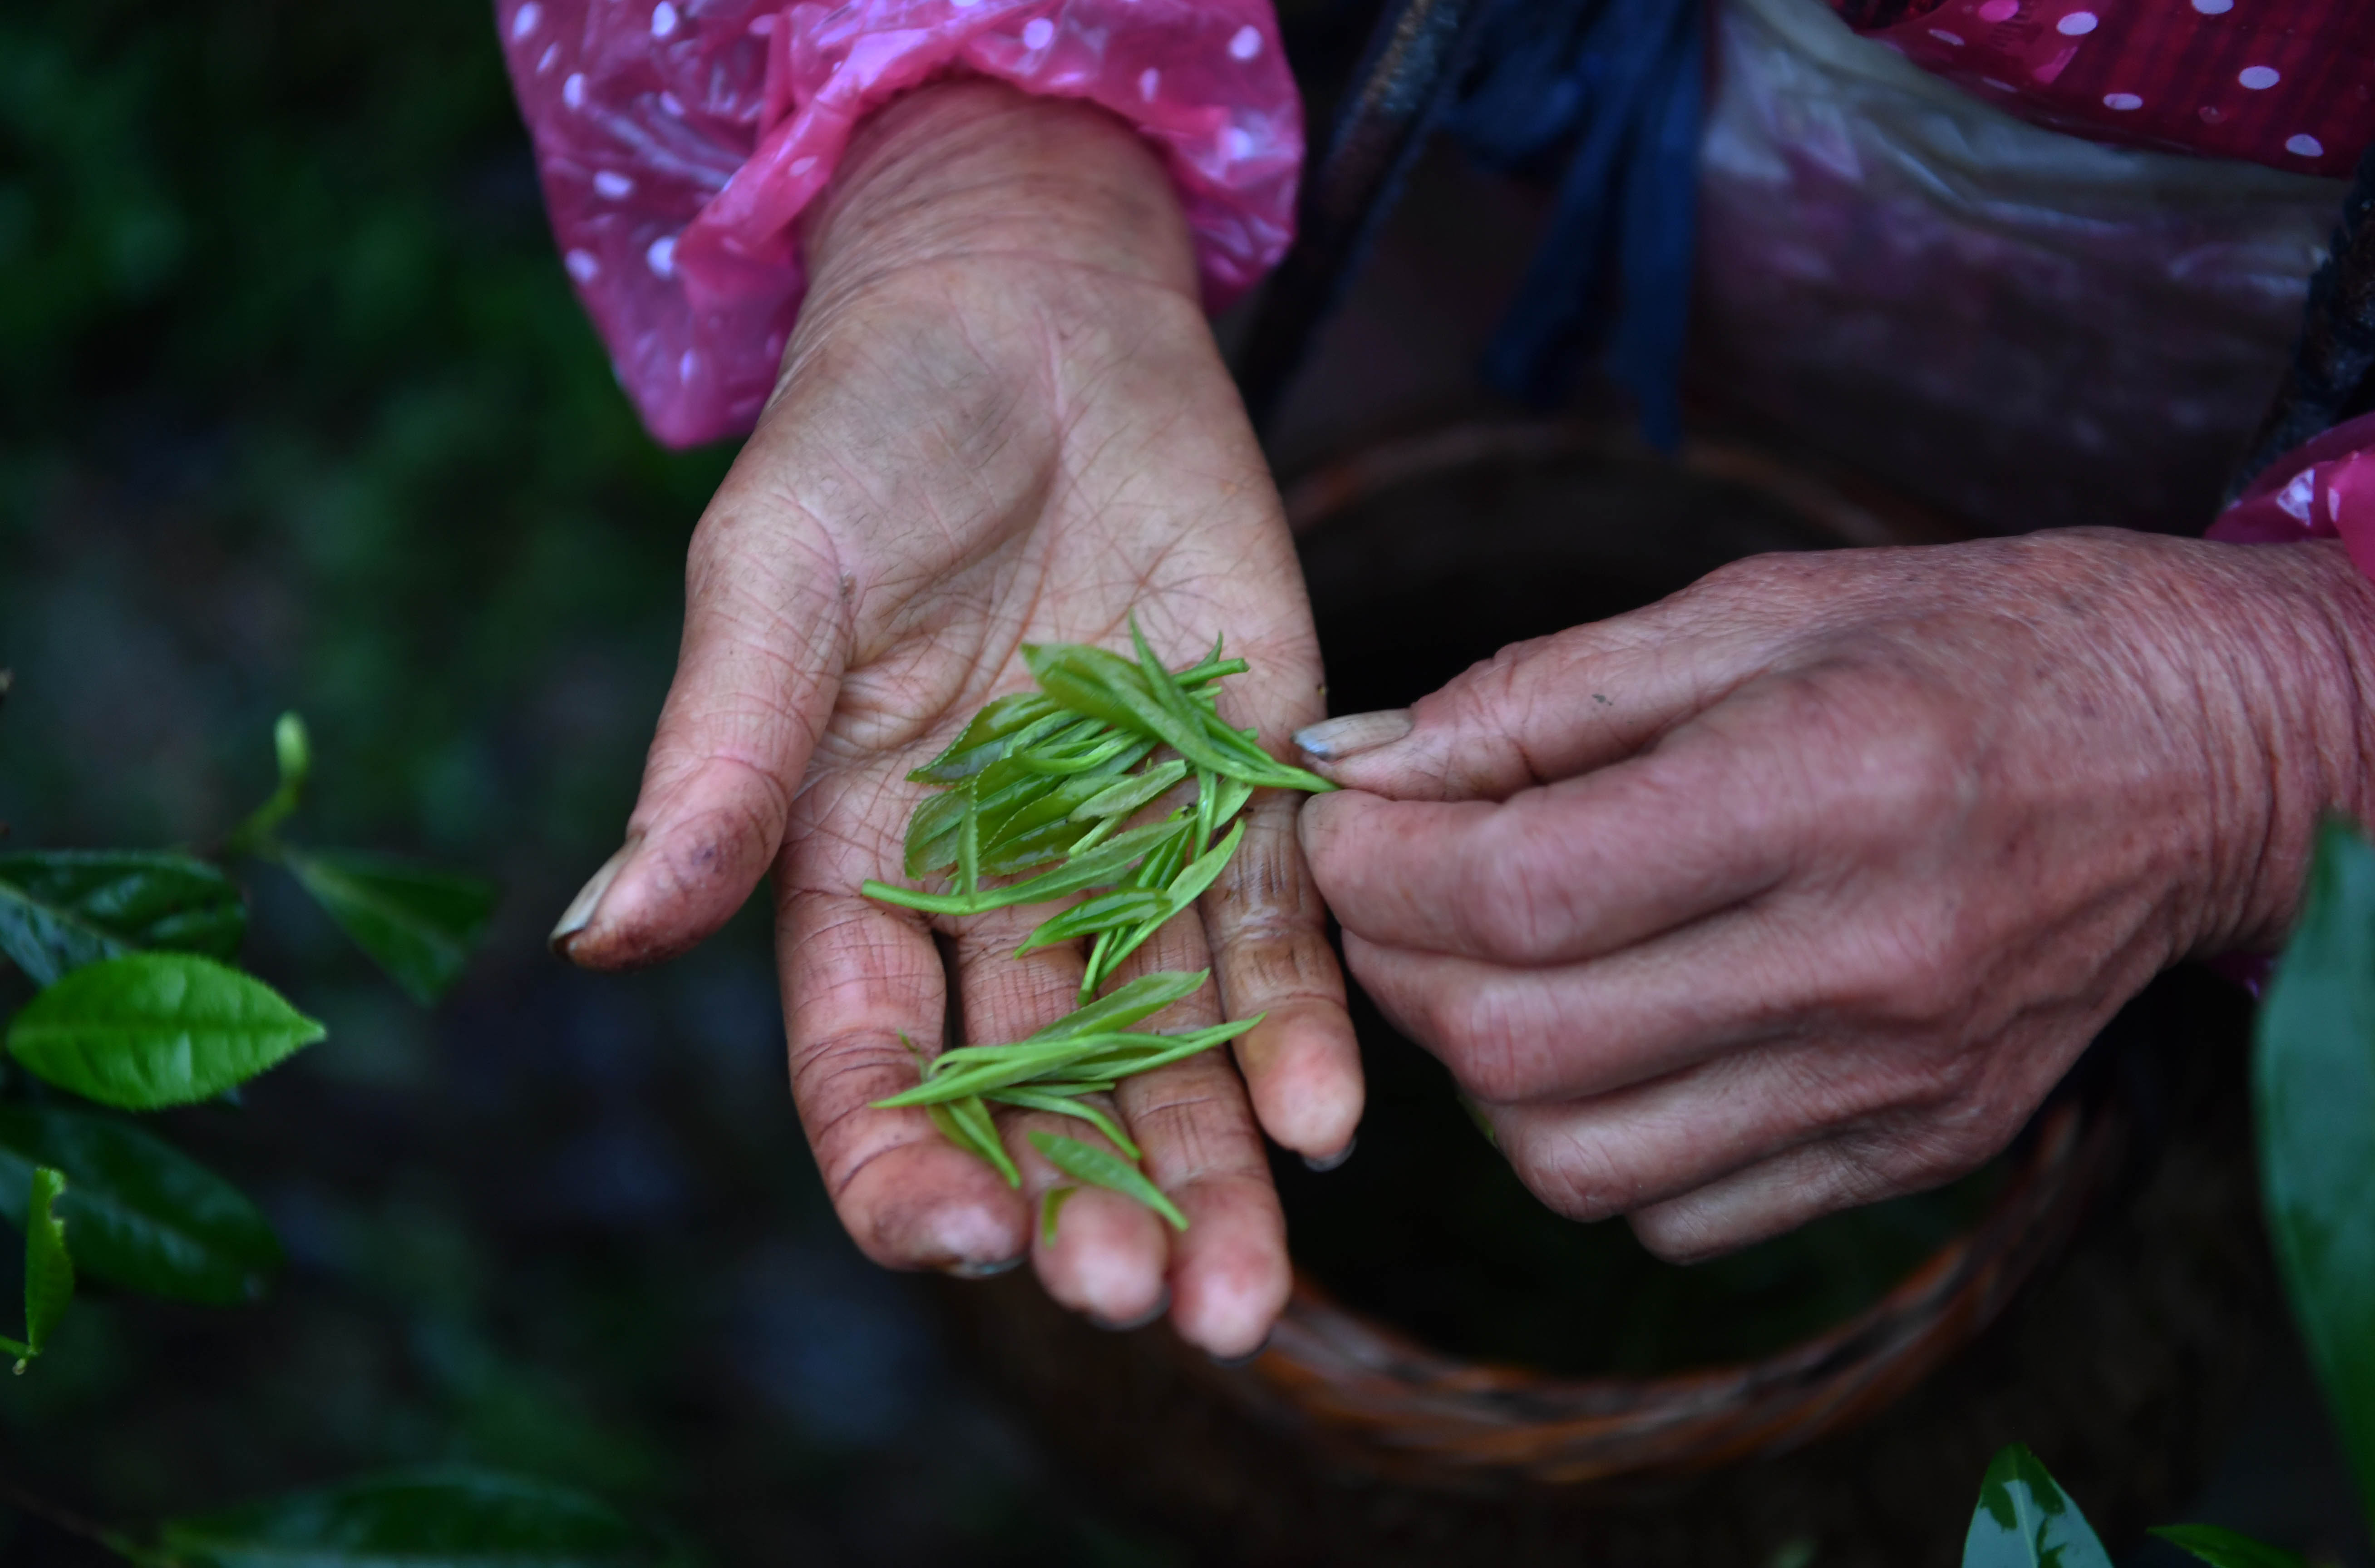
[1089,1286,1171,1332]
[946,1254,1027,1280]
[549,837,639,957]
[1302,1135,1356,1174]
[1293,710,1412,762]
[1208,1332,1273,1369]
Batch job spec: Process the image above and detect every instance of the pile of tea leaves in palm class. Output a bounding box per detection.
[862,624,1329,1233]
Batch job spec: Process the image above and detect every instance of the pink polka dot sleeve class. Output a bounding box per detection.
[2208,414,2375,578]
[496,0,1301,447]
[1836,0,2373,179]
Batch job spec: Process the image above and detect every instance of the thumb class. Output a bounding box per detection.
[551,501,852,969]
[1291,605,1776,802]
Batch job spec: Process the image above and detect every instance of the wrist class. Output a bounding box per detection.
[2157,537,2375,954]
[801,79,1200,311]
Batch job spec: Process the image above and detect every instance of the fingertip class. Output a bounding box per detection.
[1167,1201,1289,1359]
[1032,1185,1170,1325]
[557,795,780,970]
[839,1138,1031,1274]
[1234,1003,1364,1161]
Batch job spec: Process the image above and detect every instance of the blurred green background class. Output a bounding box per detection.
[0,0,1191,1559]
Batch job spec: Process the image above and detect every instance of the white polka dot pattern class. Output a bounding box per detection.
[496,0,1300,447]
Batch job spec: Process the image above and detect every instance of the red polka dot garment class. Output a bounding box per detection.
[1836,0,2375,174]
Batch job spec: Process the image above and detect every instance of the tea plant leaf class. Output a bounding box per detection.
[7,953,326,1110]
[1040,1185,1077,1247]
[1027,1132,1185,1230]
[1960,1444,2113,1568]
[284,850,496,1005]
[938,1096,1018,1187]
[1071,759,1190,823]
[226,712,313,855]
[987,1088,1140,1161]
[1014,890,1168,955]
[0,1103,280,1304]
[2255,820,2375,1526]
[1027,971,1207,1039]
[0,851,246,985]
[10,1167,74,1369]
[2149,1524,2310,1568]
[1081,821,1244,985]
[154,1465,685,1568]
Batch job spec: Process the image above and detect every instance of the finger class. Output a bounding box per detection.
[1349,888,1862,1107]
[1109,906,1290,1359]
[1302,705,1804,965]
[556,450,853,969]
[946,899,1169,1326]
[1289,574,1804,801]
[1473,1028,1943,1224]
[777,769,1027,1273]
[1202,789,1362,1164]
[1624,1131,1961,1264]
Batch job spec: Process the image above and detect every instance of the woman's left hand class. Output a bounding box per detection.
[1296,531,2375,1260]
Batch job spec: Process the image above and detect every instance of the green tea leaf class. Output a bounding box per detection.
[155,1466,683,1568]
[1040,1185,1077,1247]
[7,953,327,1109]
[1085,821,1245,985]
[0,851,246,985]
[0,1103,280,1304]
[2149,1524,2310,1568]
[939,1096,1018,1187]
[1069,760,1190,824]
[285,850,496,1006]
[22,1167,73,1363]
[908,694,1063,784]
[863,816,1187,916]
[1027,1132,1185,1230]
[986,1087,1141,1160]
[1064,1016,1258,1080]
[1015,890,1168,955]
[1961,1444,2113,1568]
[2255,821,2375,1526]
[903,785,976,878]
[1027,970,1207,1039]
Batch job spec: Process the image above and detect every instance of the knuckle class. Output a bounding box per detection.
[1512,1133,1635,1224]
[1429,984,1541,1104]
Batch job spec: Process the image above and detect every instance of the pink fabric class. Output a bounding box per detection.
[497,0,1300,447]
[1842,0,2375,179]
[2208,413,2375,584]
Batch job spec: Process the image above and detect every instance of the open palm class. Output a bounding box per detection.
[553,86,1358,1354]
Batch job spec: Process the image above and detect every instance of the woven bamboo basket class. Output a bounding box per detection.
[941,424,2277,1567]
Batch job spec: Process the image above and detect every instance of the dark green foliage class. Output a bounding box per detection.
[0,1103,279,1304]
[1960,1445,2112,1568]
[154,1467,686,1568]
[0,851,245,985]
[284,849,495,1006]
[7,951,327,1109]
[2256,821,2375,1532]
[2150,1524,2311,1568]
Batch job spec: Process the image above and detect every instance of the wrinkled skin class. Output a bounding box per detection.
[1300,532,2375,1260]
[552,83,1360,1358]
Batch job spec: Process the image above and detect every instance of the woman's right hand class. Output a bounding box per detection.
[547,81,1362,1358]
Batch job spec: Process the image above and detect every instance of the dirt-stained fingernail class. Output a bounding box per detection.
[1293,710,1412,762]
[1089,1286,1171,1332]
[945,1253,1028,1280]
[1302,1135,1357,1174]
[550,836,640,957]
